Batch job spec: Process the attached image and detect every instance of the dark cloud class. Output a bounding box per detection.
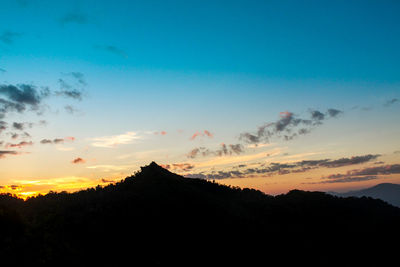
[101,178,114,183]
[94,45,127,58]
[12,122,24,130]
[384,98,399,107]
[186,154,381,180]
[0,31,21,45]
[187,143,244,159]
[0,121,7,133]
[310,110,325,121]
[11,133,18,139]
[40,137,73,145]
[53,138,64,144]
[327,108,343,117]
[0,84,46,106]
[72,157,85,164]
[318,154,381,168]
[0,68,6,73]
[55,73,86,101]
[240,109,343,145]
[56,79,83,100]
[394,150,400,154]
[0,84,49,118]
[59,13,88,25]
[0,150,19,158]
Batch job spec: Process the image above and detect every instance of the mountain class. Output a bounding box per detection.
[331,183,400,207]
[1,162,399,265]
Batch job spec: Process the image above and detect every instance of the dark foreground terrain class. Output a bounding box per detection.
[1,162,399,265]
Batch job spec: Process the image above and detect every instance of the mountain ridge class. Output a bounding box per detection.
[1,162,399,265]
[329,183,400,207]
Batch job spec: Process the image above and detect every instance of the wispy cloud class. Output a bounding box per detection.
[5,141,33,149]
[94,45,127,58]
[90,131,143,148]
[86,165,132,171]
[190,130,214,140]
[59,12,88,25]
[0,31,22,45]
[0,150,20,159]
[384,98,399,107]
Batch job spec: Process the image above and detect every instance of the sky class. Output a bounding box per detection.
[0,0,399,198]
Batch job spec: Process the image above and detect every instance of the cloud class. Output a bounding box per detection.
[68,72,87,86]
[0,84,49,118]
[64,105,80,114]
[307,175,379,184]
[5,141,33,148]
[0,84,47,105]
[71,157,85,164]
[90,131,142,148]
[0,121,7,133]
[12,122,25,130]
[0,150,19,159]
[154,131,167,135]
[0,31,21,45]
[240,108,343,145]
[187,143,244,159]
[55,73,86,101]
[384,98,399,107]
[161,163,195,172]
[94,45,127,58]
[40,137,75,145]
[190,130,214,140]
[318,154,381,168]
[56,79,83,100]
[0,68,6,73]
[186,154,381,180]
[59,13,88,25]
[304,164,400,184]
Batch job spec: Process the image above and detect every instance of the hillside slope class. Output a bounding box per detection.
[1,162,399,265]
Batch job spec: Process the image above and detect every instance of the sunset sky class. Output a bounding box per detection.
[1,0,399,198]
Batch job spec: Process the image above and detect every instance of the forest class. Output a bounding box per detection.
[1,162,399,265]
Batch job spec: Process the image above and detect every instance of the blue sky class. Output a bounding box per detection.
[0,0,399,197]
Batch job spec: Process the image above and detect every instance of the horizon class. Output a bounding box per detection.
[1,0,400,198]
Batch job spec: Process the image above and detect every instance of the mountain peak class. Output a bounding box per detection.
[140,161,167,173]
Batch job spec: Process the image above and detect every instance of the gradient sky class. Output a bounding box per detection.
[1,0,399,198]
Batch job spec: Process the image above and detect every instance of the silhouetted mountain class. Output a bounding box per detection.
[330,183,400,207]
[0,162,399,265]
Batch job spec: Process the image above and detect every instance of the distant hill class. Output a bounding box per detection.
[0,162,399,265]
[330,183,400,207]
